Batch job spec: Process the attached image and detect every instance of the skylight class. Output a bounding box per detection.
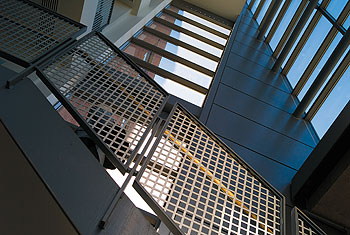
[248,0,350,138]
[122,2,232,107]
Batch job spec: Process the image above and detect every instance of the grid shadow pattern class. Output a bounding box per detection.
[0,0,83,64]
[41,33,167,168]
[137,105,284,235]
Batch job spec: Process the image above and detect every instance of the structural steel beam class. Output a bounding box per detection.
[162,9,228,39]
[282,12,322,75]
[130,38,215,77]
[294,29,350,117]
[272,0,318,71]
[265,0,292,43]
[292,28,338,95]
[143,27,221,62]
[272,0,308,58]
[154,17,225,50]
[305,50,350,121]
[282,0,331,75]
[253,0,266,20]
[293,1,350,96]
[257,0,283,40]
[317,5,347,35]
[171,0,233,30]
[129,55,208,95]
[248,0,257,11]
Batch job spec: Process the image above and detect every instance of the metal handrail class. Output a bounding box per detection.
[291,207,327,235]
[104,73,275,233]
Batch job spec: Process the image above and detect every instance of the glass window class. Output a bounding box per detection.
[326,0,348,20]
[157,56,212,88]
[124,43,212,88]
[298,32,344,100]
[311,67,350,138]
[159,14,226,46]
[305,45,350,111]
[149,22,223,57]
[147,72,205,107]
[137,32,218,71]
[143,51,150,61]
[257,0,272,24]
[343,14,350,29]
[282,9,317,69]
[269,0,302,51]
[286,16,332,87]
[251,0,261,14]
[265,0,286,38]
[167,5,230,35]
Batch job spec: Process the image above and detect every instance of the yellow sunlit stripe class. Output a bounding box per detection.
[164,130,273,234]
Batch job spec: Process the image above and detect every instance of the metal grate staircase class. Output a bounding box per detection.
[0,1,329,234]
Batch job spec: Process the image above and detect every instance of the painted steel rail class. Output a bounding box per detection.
[291,207,327,235]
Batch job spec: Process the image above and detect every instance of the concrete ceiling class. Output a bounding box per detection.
[184,0,246,21]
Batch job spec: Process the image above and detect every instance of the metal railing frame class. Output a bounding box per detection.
[134,103,286,235]
[1,2,289,234]
[291,207,327,235]
[0,0,87,68]
[3,29,171,229]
